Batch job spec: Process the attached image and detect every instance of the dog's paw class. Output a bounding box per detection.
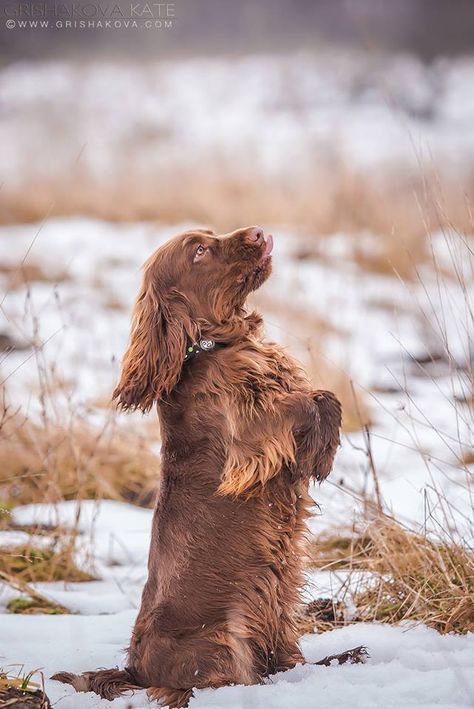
[313,645,369,667]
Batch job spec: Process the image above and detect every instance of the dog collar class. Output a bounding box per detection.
[184,338,216,362]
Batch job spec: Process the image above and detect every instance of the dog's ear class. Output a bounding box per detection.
[113,257,195,413]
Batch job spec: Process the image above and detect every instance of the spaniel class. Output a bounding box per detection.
[53,226,344,707]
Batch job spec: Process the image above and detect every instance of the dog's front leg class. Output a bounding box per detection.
[291,390,342,482]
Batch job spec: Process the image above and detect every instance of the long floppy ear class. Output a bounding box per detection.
[113,261,196,413]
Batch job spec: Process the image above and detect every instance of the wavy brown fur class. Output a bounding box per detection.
[52,226,342,707]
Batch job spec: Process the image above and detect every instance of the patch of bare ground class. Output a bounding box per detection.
[0,670,51,708]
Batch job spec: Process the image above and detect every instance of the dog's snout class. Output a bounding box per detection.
[247,227,264,246]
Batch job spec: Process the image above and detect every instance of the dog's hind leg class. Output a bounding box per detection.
[312,646,369,667]
[51,668,142,700]
[147,685,194,708]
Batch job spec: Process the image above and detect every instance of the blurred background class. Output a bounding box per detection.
[1,0,474,231]
[0,0,473,636]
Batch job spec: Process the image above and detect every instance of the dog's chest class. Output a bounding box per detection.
[174,344,308,410]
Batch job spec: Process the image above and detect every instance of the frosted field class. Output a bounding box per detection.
[0,47,473,709]
[0,217,473,707]
[3,609,474,708]
[1,501,473,709]
[1,219,472,537]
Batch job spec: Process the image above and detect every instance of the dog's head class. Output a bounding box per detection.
[113,226,273,412]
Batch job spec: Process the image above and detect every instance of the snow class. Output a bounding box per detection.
[1,612,473,708]
[13,500,152,574]
[1,48,473,709]
[1,217,472,708]
[2,501,474,707]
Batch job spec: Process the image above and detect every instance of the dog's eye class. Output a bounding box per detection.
[193,244,207,262]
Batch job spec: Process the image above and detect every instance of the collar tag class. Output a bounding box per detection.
[199,338,215,351]
[184,338,216,361]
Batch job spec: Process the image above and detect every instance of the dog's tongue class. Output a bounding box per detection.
[264,234,274,256]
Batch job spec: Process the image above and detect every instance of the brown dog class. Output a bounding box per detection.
[52,226,342,707]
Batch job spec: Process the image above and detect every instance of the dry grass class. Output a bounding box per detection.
[0,669,51,707]
[0,413,160,509]
[6,598,69,615]
[0,541,94,584]
[0,566,71,614]
[306,518,474,635]
[307,532,374,571]
[0,165,472,279]
[0,402,159,592]
[0,262,70,290]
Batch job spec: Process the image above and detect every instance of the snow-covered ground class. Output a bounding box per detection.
[3,611,474,709]
[1,217,473,706]
[2,501,474,709]
[0,47,473,708]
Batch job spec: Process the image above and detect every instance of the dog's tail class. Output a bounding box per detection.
[51,669,194,707]
[51,668,142,701]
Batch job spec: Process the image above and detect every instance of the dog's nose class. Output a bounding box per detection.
[246,227,264,246]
